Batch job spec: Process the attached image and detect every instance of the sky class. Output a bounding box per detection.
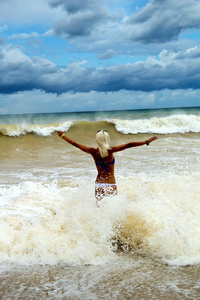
[0,0,200,114]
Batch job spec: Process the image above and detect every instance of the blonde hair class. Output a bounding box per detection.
[96,130,111,158]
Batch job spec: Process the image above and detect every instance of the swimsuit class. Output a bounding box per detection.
[95,183,117,202]
[95,183,116,189]
[95,156,116,202]
[95,157,115,172]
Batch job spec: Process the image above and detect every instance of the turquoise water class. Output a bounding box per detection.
[1,106,200,124]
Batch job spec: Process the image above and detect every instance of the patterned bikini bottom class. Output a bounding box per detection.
[95,183,117,202]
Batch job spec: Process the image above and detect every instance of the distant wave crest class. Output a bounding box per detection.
[111,114,200,134]
[0,121,72,137]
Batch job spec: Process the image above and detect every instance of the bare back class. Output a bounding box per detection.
[91,149,116,184]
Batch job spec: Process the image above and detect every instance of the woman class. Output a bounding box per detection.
[58,130,158,203]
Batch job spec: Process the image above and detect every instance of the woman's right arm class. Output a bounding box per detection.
[58,131,95,154]
[111,137,158,153]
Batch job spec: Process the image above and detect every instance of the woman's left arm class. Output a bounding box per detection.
[58,131,95,154]
[111,136,158,153]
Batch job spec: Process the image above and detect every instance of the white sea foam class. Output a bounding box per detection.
[111,114,200,134]
[0,121,72,136]
[118,173,200,266]
[0,180,127,265]
[0,173,199,266]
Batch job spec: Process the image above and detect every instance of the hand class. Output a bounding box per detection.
[148,136,158,143]
[58,131,63,137]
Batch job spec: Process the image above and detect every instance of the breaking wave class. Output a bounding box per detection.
[0,113,200,137]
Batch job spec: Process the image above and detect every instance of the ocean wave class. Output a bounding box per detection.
[0,121,72,137]
[1,114,200,137]
[111,114,200,134]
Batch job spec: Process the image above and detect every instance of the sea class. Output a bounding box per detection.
[0,107,200,299]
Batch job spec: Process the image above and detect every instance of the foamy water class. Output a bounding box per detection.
[0,180,123,265]
[112,114,200,134]
[0,121,72,137]
[0,169,199,266]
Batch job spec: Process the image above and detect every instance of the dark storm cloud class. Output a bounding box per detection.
[0,49,59,94]
[48,0,200,47]
[127,0,200,43]
[49,0,99,14]
[49,0,109,38]
[53,10,106,38]
[48,0,200,45]
[1,46,200,95]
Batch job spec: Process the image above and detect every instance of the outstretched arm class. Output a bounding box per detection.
[58,131,95,154]
[111,137,158,153]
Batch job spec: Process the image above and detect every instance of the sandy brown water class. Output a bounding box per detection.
[0,115,200,299]
[0,254,199,299]
[1,131,199,185]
